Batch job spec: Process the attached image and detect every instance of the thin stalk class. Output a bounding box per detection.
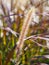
[3,30,6,45]
[15,7,36,65]
[0,51,2,65]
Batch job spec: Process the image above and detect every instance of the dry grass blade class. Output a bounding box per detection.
[1,1,7,15]
[11,0,13,11]
[0,13,24,19]
[25,36,49,41]
[11,0,17,11]
[0,27,19,37]
[35,0,48,8]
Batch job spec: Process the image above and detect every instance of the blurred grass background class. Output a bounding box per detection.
[0,0,49,65]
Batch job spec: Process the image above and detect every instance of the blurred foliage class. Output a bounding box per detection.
[0,0,49,65]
